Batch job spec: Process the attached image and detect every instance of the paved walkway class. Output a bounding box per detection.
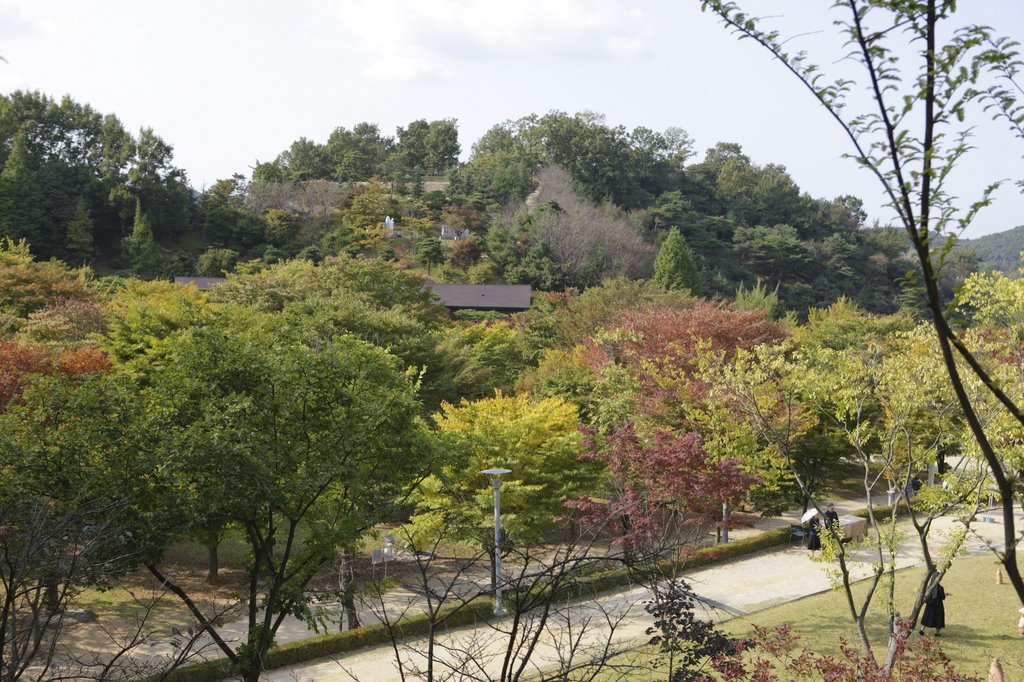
[67,494,1019,679]
[258,498,1022,681]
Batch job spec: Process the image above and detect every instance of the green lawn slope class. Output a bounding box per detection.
[723,551,1024,679]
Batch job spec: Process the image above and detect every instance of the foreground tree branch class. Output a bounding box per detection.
[702,0,1024,608]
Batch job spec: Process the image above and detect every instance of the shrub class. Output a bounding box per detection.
[154,598,495,682]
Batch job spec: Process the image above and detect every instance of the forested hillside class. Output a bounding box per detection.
[0,91,940,315]
[959,224,1024,276]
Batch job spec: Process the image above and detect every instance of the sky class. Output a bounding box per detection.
[1,0,1023,238]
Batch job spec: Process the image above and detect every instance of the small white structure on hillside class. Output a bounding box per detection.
[440,224,469,241]
[382,215,401,237]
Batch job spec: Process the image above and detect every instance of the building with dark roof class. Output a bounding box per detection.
[426,284,531,313]
[174,276,532,314]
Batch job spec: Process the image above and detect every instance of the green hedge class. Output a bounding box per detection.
[156,659,232,682]
[265,598,493,668]
[155,598,495,682]
[679,526,793,569]
[564,501,903,597]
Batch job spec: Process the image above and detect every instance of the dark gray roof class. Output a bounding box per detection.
[427,284,532,312]
[174,276,227,290]
[173,276,531,312]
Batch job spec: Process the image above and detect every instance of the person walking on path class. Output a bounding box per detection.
[920,583,947,636]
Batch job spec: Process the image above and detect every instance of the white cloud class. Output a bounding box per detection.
[335,0,652,81]
[604,35,644,58]
[0,69,26,92]
[0,0,86,39]
[0,1,35,38]
[364,54,447,83]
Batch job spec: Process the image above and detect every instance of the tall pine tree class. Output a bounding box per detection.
[65,197,95,265]
[417,236,444,275]
[123,200,160,275]
[654,227,701,295]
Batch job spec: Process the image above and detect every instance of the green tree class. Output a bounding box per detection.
[438,322,531,400]
[140,313,429,682]
[654,227,701,295]
[396,119,430,177]
[100,279,215,365]
[417,236,445,274]
[425,118,461,175]
[276,136,329,181]
[325,122,392,181]
[784,328,980,658]
[731,224,815,282]
[507,242,569,292]
[194,248,239,276]
[0,370,174,679]
[201,175,265,248]
[128,127,191,240]
[209,255,447,325]
[343,178,400,248]
[734,279,779,317]
[65,196,95,264]
[262,208,300,246]
[282,292,453,410]
[0,91,189,261]
[451,149,537,206]
[122,200,160,275]
[0,131,45,248]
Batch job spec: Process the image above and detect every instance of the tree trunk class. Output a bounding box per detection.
[338,548,360,631]
[720,502,730,544]
[43,578,60,613]
[206,528,220,585]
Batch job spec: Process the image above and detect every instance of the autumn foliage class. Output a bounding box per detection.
[0,340,110,409]
[580,302,786,415]
[0,258,93,319]
[569,423,760,549]
[57,345,112,376]
[699,624,978,682]
[20,298,108,343]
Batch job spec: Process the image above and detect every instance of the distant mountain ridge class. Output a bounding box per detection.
[959,224,1024,276]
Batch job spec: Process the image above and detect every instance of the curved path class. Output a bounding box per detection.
[255,500,1021,681]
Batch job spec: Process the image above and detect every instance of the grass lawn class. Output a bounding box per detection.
[594,551,1022,681]
[70,585,198,630]
[722,551,1024,679]
[66,523,485,637]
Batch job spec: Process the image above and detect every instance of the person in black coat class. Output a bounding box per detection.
[806,515,822,551]
[824,503,840,528]
[920,583,947,635]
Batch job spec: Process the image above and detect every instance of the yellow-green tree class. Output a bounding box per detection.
[409,393,597,554]
[100,279,215,366]
[343,178,400,248]
[437,321,531,400]
[790,326,982,659]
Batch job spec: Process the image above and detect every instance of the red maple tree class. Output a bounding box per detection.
[568,423,759,551]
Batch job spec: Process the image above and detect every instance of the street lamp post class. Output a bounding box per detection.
[481,467,512,617]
